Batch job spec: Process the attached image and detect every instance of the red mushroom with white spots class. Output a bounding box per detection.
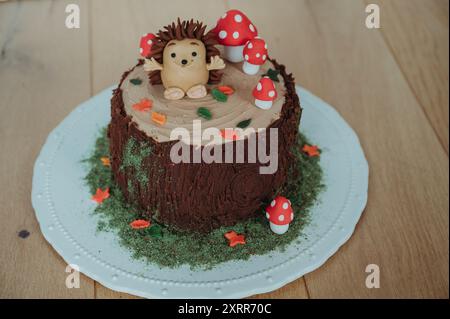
[214,9,258,62]
[243,38,268,75]
[265,196,294,235]
[252,77,277,109]
[139,33,156,58]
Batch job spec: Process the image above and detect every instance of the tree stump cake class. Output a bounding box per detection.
[108,59,301,233]
[108,17,301,233]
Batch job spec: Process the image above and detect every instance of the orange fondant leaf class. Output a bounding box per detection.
[151,111,166,125]
[220,129,240,141]
[224,230,246,247]
[130,219,151,229]
[92,188,110,204]
[229,234,246,247]
[224,230,237,240]
[217,85,234,95]
[100,157,110,167]
[302,144,320,157]
[132,98,153,112]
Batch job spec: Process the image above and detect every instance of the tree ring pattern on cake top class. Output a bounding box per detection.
[122,62,286,145]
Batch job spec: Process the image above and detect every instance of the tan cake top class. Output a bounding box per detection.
[121,61,286,145]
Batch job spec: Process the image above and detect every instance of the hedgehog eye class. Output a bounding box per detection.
[192,52,197,57]
[171,53,176,58]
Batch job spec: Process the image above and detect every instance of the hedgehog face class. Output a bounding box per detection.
[163,39,206,68]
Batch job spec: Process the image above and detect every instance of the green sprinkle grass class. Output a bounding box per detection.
[120,138,152,188]
[84,128,324,270]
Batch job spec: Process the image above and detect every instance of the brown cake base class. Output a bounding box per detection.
[108,59,301,233]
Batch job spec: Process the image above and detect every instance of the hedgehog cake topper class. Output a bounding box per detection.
[142,19,226,100]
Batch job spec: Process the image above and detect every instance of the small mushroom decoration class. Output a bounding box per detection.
[139,33,156,57]
[214,9,258,63]
[243,38,268,75]
[265,196,294,235]
[252,77,277,109]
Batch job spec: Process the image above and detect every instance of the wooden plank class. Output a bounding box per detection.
[375,0,449,153]
[0,0,94,298]
[227,0,448,298]
[89,0,310,298]
[251,278,309,299]
[95,282,141,299]
[2,0,446,299]
[301,0,448,298]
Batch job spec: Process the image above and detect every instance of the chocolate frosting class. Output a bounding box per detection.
[108,59,301,233]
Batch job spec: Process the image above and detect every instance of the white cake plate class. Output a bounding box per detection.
[31,86,368,299]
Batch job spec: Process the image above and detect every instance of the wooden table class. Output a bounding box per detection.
[0,0,448,299]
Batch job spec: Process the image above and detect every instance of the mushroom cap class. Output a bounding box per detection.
[252,77,278,101]
[265,196,293,225]
[213,9,258,46]
[243,38,268,66]
[139,33,156,58]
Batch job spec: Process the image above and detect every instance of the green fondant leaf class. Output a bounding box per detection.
[130,78,143,85]
[197,107,212,120]
[263,69,280,82]
[211,88,228,102]
[148,224,162,238]
[237,119,252,129]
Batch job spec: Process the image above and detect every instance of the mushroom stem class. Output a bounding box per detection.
[254,99,273,110]
[269,222,289,235]
[242,61,260,75]
[224,45,246,63]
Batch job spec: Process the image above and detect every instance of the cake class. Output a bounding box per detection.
[108,11,301,233]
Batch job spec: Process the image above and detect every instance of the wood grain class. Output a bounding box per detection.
[267,0,448,298]
[0,0,94,298]
[227,0,448,298]
[95,282,141,299]
[375,0,449,153]
[251,278,309,299]
[0,0,448,298]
